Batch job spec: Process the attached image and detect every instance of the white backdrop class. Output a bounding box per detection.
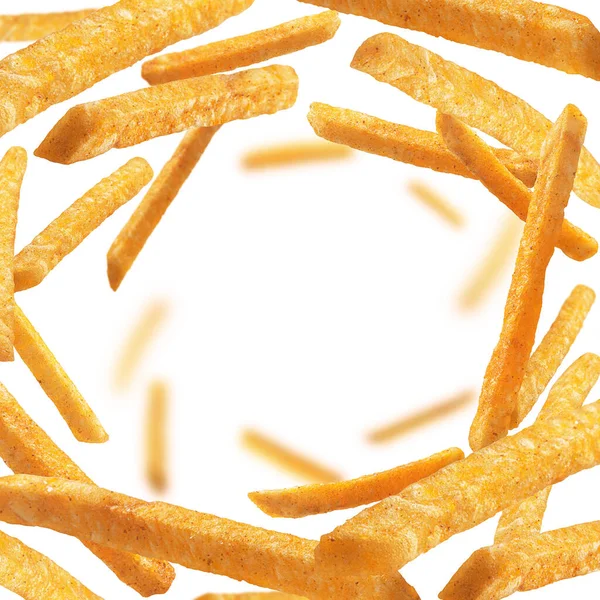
[0,1,599,598]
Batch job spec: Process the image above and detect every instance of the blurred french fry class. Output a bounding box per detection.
[407,180,464,228]
[146,381,169,492]
[0,10,95,42]
[36,66,298,164]
[243,140,352,170]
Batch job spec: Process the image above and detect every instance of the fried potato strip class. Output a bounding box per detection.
[407,181,464,228]
[197,595,303,600]
[0,10,95,42]
[146,381,169,492]
[242,140,352,170]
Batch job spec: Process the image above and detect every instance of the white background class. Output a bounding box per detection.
[0,1,600,598]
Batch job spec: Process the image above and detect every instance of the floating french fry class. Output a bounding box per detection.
[143,11,340,84]
[197,595,303,600]
[0,10,96,42]
[242,140,352,170]
[407,180,464,228]
[36,66,298,164]
[146,381,169,492]
[352,34,600,208]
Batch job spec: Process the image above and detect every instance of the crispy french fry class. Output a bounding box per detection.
[0,0,253,137]
[0,147,26,362]
[352,34,600,208]
[0,10,96,42]
[407,180,464,228]
[146,380,169,493]
[249,447,463,518]
[436,113,597,261]
[469,106,586,451]
[14,158,152,292]
[143,11,340,84]
[197,595,303,600]
[307,103,538,188]
[36,66,298,164]
[0,382,175,596]
[0,474,419,600]
[242,140,352,170]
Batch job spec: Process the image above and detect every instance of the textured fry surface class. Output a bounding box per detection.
[198,594,303,600]
[146,381,169,492]
[407,180,464,227]
[242,140,352,169]
[36,66,298,164]
[0,10,95,41]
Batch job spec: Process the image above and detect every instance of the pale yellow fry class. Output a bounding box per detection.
[249,447,463,518]
[197,595,303,600]
[242,429,341,483]
[0,475,420,600]
[0,10,96,42]
[107,126,220,291]
[352,33,600,208]
[14,158,152,292]
[407,180,464,228]
[143,10,340,84]
[242,140,352,170]
[0,0,253,137]
[0,147,26,362]
[146,381,169,493]
[36,66,298,164]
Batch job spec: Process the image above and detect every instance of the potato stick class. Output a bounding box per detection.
[512,285,596,427]
[0,10,96,42]
[352,34,600,208]
[469,106,586,451]
[0,475,419,600]
[14,158,152,292]
[249,447,463,518]
[0,382,175,596]
[0,147,26,362]
[407,180,464,228]
[0,0,253,137]
[197,594,303,600]
[307,103,538,188]
[36,66,298,164]
[143,11,340,84]
[436,113,597,261]
[242,140,352,170]
[315,398,600,577]
[242,429,341,483]
[146,381,169,493]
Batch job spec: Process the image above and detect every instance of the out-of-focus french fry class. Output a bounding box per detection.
[107,126,219,291]
[36,66,298,164]
[352,34,600,208]
[407,180,464,228]
[469,106,586,451]
[249,447,463,518]
[197,595,303,600]
[0,10,96,42]
[242,140,352,170]
[146,381,169,493]
[0,0,254,137]
[0,147,26,362]
[14,158,152,292]
[0,382,175,596]
[436,112,597,261]
[307,103,538,188]
[143,11,340,84]
[0,474,419,600]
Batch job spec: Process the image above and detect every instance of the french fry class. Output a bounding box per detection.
[0,10,96,42]
[197,595,303,600]
[142,11,340,84]
[0,0,254,137]
[0,147,26,362]
[249,447,463,518]
[242,140,352,170]
[469,106,586,451]
[352,34,600,208]
[407,180,464,228]
[14,158,152,292]
[146,380,169,492]
[307,104,538,188]
[0,382,175,596]
[36,66,298,164]
[436,112,597,261]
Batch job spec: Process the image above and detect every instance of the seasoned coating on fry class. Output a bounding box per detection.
[0,10,95,42]
[407,181,463,227]
[242,140,352,170]
[146,381,169,492]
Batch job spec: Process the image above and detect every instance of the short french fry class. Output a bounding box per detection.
[407,180,464,228]
[436,112,597,261]
[307,103,538,188]
[36,66,298,164]
[197,595,303,600]
[0,147,26,362]
[242,140,352,170]
[143,11,340,84]
[0,10,95,42]
[469,106,586,451]
[249,447,463,518]
[146,380,169,492]
[0,382,175,596]
[14,158,152,291]
[0,0,253,137]
[352,34,600,208]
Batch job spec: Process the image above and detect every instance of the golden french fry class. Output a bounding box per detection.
[0,0,253,137]
[307,103,538,188]
[0,382,175,596]
[352,34,600,208]
[0,10,96,42]
[436,112,597,261]
[14,158,152,292]
[242,140,352,170]
[146,380,169,492]
[36,66,298,164]
[249,447,463,518]
[469,106,586,451]
[0,147,26,362]
[197,595,303,600]
[407,180,464,228]
[143,11,340,84]
[107,126,219,291]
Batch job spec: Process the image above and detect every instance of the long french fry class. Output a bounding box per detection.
[0,382,175,596]
[14,158,152,292]
[146,380,169,492]
[0,0,253,137]
[0,147,26,362]
[407,180,464,228]
[352,33,600,208]
[249,447,463,518]
[0,10,96,42]
[143,11,340,84]
[197,595,303,600]
[242,140,352,170]
[36,66,298,164]
[469,106,586,451]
